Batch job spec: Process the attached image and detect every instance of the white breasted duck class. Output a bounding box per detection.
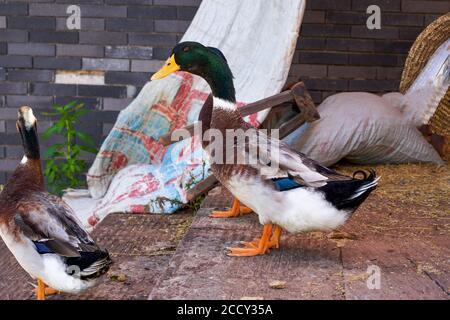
[0,106,112,299]
[151,42,380,257]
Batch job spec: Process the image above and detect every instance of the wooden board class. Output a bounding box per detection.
[159,81,318,146]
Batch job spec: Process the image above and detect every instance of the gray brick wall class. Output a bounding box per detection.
[0,0,449,182]
[289,0,450,103]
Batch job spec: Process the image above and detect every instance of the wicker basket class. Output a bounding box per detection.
[399,12,450,137]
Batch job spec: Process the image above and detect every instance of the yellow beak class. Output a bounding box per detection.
[151,55,180,80]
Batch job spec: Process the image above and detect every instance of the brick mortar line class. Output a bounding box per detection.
[406,257,449,296]
[338,247,347,300]
[423,270,449,296]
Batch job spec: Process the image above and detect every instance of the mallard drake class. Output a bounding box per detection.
[152,42,380,256]
[0,106,112,299]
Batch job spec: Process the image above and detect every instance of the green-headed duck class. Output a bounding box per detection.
[151,42,380,256]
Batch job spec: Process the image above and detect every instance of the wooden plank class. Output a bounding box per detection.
[239,90,293,117]
[278,113,308,138]
[186,175,218,202]
[159,82,319,146]
[159,88,296,146]
[291,82,320,121]
[159,123,196,146]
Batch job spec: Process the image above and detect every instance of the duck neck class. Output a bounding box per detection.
[202,55,236,107]
[197,54,237,132]
[20,123,40,160]
[199,94,214,133]
[207,76,236,106]
[15,124,44,191]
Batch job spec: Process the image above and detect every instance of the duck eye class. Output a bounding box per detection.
[183,46,190,52]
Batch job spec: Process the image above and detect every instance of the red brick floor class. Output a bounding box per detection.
[1,163,449,300]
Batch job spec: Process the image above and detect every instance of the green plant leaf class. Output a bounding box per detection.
[44,144,64,157]
[63,101,77,111]
[43,100,95,195]
[73,103,85,111]
[78,145,98,154]
[40,111,59,117]
[53,105,64,113]
[75,131,95,145]
[42,122,65,139]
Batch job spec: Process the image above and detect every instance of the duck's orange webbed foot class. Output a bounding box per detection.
[228,224,283,257]
[209,198,253,218]
[44,287,60,295]
[35,278,60,300]
[241,225,283,250]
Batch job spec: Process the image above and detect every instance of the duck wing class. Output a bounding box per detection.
[232,129,343,187]
[228,128,379,208]
[15,192,111,278]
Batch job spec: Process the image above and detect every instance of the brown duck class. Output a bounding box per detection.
[0,106,112,299]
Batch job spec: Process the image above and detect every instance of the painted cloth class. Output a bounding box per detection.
[64,0,306,230]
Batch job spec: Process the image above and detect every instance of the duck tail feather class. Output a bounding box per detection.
[348,169,380,201]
